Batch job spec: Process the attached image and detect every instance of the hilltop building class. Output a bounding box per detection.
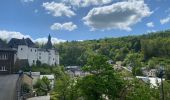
[8,34,59,66]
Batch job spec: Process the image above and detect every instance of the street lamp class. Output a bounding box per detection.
[158,66,164,100]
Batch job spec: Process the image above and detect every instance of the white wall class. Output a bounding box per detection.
[17,45,59,66]
[28,47,38,66]
[37,50,49,64]
[17,45,28,59]
[48,50,56,66]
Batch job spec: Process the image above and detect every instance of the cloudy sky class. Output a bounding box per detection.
[0,0,170,43]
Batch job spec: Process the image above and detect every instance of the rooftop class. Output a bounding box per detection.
[8,38,35,48]
[136,76,165,87]
[40,75,55,79]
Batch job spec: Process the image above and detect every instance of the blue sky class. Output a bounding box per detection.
[0,0,170,43]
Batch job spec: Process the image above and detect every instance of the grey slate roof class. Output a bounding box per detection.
[0,39,17,52]
[8,38,35,48]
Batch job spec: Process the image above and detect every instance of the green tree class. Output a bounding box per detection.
[124,53,144,76]
[161,81,170,100]
[22,83,31,94]
[77,55,124,99]
[123,79,159,100]
[34,76,51,96]
[51,66,79,100]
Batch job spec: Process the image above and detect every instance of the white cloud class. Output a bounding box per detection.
[63,0,112,7]
[42,2,75,17]
[0,30,65,44]
[50,22,77,31]
[146,22,154,27]
[0,30,31,41]
[34,37,66,44]
[83,0,152,31]
[160,16,170,25]
[77,40,84,42]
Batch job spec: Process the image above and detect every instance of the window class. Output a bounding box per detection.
[35,50,36,52]
[5,54,8,60]
[31,49,32,52]
[0,54,7,60]
[53,58,55,61]
[4,54,6,60]
[0,66,6,71]
[39,56,41,59]
[39,53,41,55]
[33,60,35,63]
[21,48,23,50]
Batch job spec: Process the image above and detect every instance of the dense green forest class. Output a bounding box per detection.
[55,30,170,66]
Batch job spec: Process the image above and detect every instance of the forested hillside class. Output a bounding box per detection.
[55,30,170,68]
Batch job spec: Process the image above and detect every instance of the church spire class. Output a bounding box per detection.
[45,34,53,49]
[48,34,51,42]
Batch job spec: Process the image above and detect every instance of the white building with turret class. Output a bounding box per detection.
[8,35,59,66]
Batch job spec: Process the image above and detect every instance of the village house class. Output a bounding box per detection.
[113,61,123,71]
[142,68,157,77]
[0,49,17,74]
[136,76,164,88]
[66,66,89,77]
[0,39,17,74]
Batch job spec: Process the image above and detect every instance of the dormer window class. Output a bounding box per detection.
[21,48,23,50]
[31,49,32,52]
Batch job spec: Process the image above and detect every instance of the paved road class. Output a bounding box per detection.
[27,96,50,100]
[0,74,19,100]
